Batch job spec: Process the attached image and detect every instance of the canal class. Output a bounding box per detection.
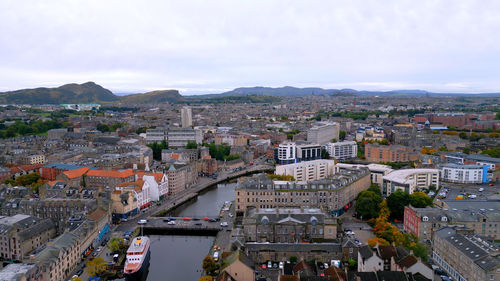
[117,182,237,281]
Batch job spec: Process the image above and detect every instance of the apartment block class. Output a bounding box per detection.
[324,141,357,160]
[364,143,419,163]
[274,159,336,182]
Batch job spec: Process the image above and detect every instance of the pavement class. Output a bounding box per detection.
[339,205,375,245]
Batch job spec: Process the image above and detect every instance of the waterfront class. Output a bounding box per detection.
[116,182,236,281]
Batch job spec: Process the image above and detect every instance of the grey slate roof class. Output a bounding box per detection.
[246,242,341,253]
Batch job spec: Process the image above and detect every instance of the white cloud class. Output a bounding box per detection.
[0,0,499,94]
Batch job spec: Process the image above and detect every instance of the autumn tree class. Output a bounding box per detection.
[202,255,219,276]
[107,237,124,252]
[410,192,433,208]
[199,276,213,281]
[70,277,83,281]
[86,257,107,277]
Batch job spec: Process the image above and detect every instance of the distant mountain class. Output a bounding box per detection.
[120,90,185,104]
[216,86,345,97]
[0,82,119,104]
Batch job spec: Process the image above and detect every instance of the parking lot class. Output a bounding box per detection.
[437,182,499,202]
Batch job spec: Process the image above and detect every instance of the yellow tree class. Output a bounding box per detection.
[70,277,83,281]
[86,257,107,277]
[199,276,213,281]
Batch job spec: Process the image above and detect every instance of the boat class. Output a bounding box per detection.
[124,236,151,280]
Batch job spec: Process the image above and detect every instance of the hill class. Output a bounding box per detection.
[216,86,341,97]
[120,90,185,104]
[0,82,119,104]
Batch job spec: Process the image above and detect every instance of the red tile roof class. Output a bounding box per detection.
[88,207,107,222]
[117,179,145,192]
[86,169,134,178]
[62,167,90,179]
[135,171,164,182]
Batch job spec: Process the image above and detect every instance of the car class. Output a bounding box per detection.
[490,183,494,186]
[213,251,219,261]
[76,269,83,276]
[167,217,176,221]
[203,217,210,221]
[393,219,402,223]
[273,263,278,268]
[167,221,176,225]
[279,261,284,269]
[138,219,147,225]
[101,240,107,246]
[96,246,103,252]
[441,276,451,281]
[468,194,477,198]
[228,213,233,217]
[193,217,200,221]
[220,222,228,227]
[92,252,98,258]
[183,217,192,221]
[260,264,267,269]
[324,263,329,269]
[209,218,217,222]
[195,222,202,226]
[267,261,272,268]
[479,188,485,192]
[120,218,128,222]
[434,267,444,275]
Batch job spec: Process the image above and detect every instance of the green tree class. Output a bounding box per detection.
[107,237,124,252]
[411,243,428,261]
[186,141,198,149]
[147,140,168,161]
[459,132,468,139]
[410,192,433,208]
[321,148,330,159]
[290,256,298,263]
[86,257,107,277]
[347,259,357,271]
[482,148,500,158]
[339,130,347,141]
[16,173,41,186]
[202,255,219,276]
[3,179,15,185]
[97,123,110,133]
[367,184,381,195]
[355,190,383,219]
[387,190,411,220]
[331,138,337,143]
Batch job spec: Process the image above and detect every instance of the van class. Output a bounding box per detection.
[213,251,219,261]
[138,219,147,225]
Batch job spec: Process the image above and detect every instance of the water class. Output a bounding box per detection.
[117,183,236,281]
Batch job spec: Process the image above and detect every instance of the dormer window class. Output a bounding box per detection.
[441,217,448,222]
[422,216,429,222]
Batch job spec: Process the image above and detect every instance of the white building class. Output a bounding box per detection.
[382,169,439,196]
[167,128,202,147]
[275,159,336,181]
[145,128,166,144]
[181,106,193,128]
[307,122,340,145]
[23,154,46,165]
[275,142,297,164]
[336,163,393,187]
[324,141,357,160]
[441,163,489,184]
[141,174,169,201]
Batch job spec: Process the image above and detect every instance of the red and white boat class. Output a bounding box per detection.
[124,236,151,280]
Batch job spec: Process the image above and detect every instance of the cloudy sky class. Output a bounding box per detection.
[1,0,500,95]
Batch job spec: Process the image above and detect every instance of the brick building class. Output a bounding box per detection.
[364,143,419,163]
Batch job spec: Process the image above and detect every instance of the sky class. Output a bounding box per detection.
[1,0,500,95]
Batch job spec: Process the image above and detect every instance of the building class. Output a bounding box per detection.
[40,163,83,181]
[201,157,218,176]
[22,155,46,165]
[443,152,500,171]
[235,167,370,216]
[274,159,336,182]
[166,165,187,196]
[335,163,393,187]
[324,141,357,160]
[56,167,89,189]
[145,128,167,144]
[116,180,151,210]
[111,189,138,220]
[167,128,203,148]
[433,227,500,281]
[364,143,419,163]
[382,169,439,196]
[181,106,193,128]
[441,163,490,184]
[218,251,255,281]
[242,208,338,243]
[85,169,135,189]
[414,112,469,128]
[161,148,198,163]
[214,134,248,146]
[307,122,340,145]
[0,215,56,260]
[135,171,169,200]
[274,141,322,165]
[34,232,81,281]
[245,243,342,265]
[0,263,41,281]
[404,206,448,242]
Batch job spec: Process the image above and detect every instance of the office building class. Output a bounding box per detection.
[167,128,203,148]
[274,159,336,181]
[274,141,321,165]
[145,128,166,144]
[324,141,357,160]
[181,106,193,128]
[365,143,419,163]
[307,122,340,145]
[382,169,439,196]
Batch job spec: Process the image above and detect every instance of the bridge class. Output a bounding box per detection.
[140,217,232,236]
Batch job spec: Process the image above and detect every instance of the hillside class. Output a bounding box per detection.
[217,86,341,97]
[0,82,119,104]
[120,90,185,104]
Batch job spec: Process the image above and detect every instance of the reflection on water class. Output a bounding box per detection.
[115,183,236,281]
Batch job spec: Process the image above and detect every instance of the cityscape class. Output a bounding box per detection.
[0,1,500,281]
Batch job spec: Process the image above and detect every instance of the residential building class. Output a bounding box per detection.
[40,163,83,181]
[214,134,248,146]
[22,154,46,165]
[166,165,186,196]
[56,167,90,189]
[245,243,342,265]
[135,171,169,200]
[218,251,255,281]
[116,179,151,210]
[441,163,490,184]
[242,208,338,243]
[167,128,202,148]
[235,167,370,216]
[181,106,192,128]
[161,148,198,163]
[0,215,56,260]
[433,227,500,281]
[201,157,218,176]
[307,122,340,145]
[443,152,500,171]
[364,143,419,163]
[274,159,336,181]
[34,232,81,281]
[404,206,448,242]
[382,169,439,196]
[111,190,138,220]
[324,141,357,160]
[0,263,41,281]
[85,169,135,189]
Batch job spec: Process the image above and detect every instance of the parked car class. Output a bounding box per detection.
[279,261,284,269]
[96,246,103,252]
[138,219,147,225]
[195,222,202,226]
[441,276,451,281]
[120,218,128,222]
[479,188,485,192]
[167,221,176,225]
[213,251,219,262]
[220,222,228,227]
[267,261,272,268]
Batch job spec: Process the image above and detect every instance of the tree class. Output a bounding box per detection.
[97,123,110,133]
[331,138,337,143]
[3,179,15,185]
[16,172,41,186]
[186,141,198,149]
[387,190,411,220]
[367,184,381,195]
[199,277,213,281]
[321,148,330,159]
[459,132,468,139]
[482,148,500,158]
[107,237,124,252]
[202,255,219,276]
[412,243,428,261]
[147,140,168,161]
[347,259,357,271]
[224,154,240,161]
[339,130,346,141]
[410,192,433,208]
[70,277,83,281]
[355,190,383,219]
[86,257,107,277]
[290,256,298,263]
